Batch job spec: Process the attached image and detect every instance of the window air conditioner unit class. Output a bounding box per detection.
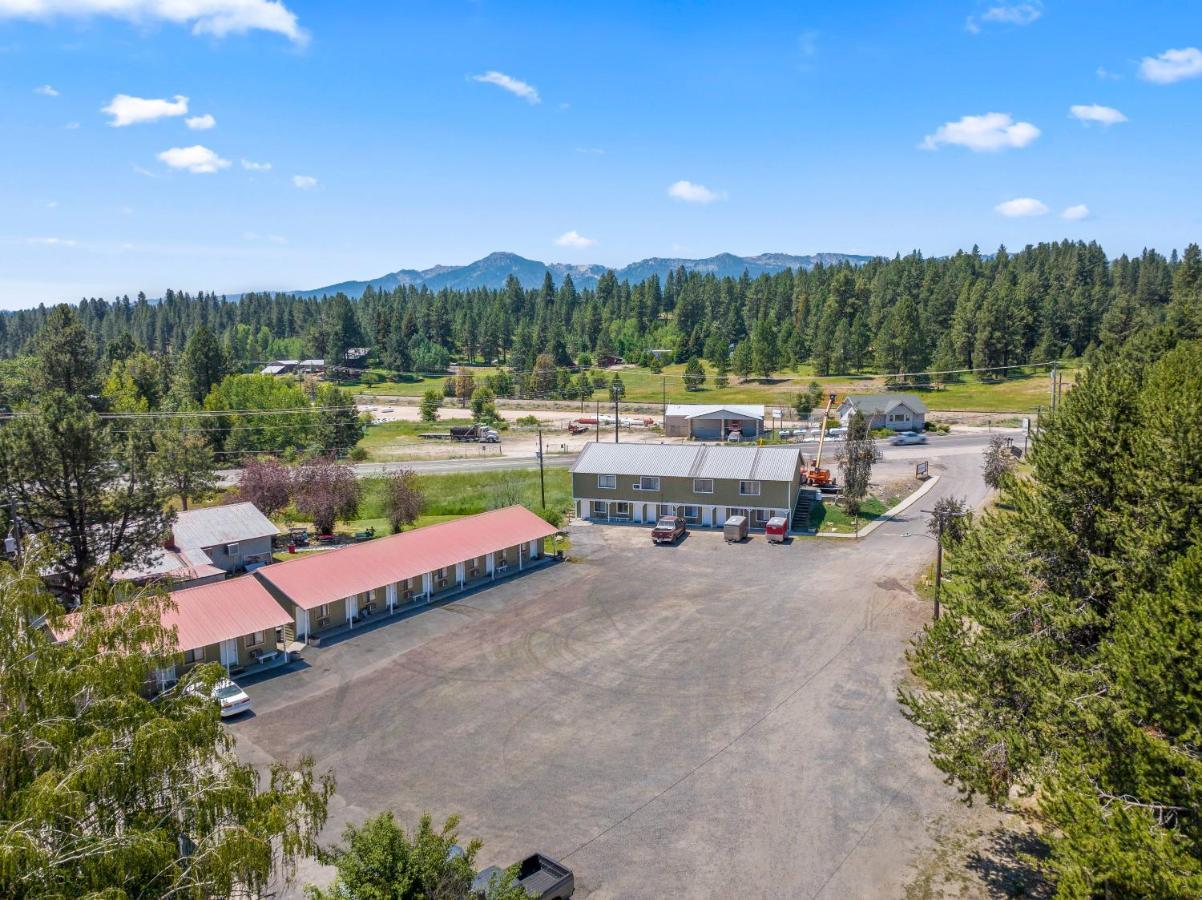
[437,578,448,589]
[316,617,330,629]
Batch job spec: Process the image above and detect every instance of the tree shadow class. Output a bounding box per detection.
[965,827,1052,898]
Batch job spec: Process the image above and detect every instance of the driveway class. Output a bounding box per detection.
[235,442,996,897]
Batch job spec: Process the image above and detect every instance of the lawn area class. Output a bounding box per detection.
[352,363,1075,415]
[809,496,893,534]
[278,467,572,538]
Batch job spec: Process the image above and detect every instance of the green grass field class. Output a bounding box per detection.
[352,363,1074,416]
[809,496,892,534]
[356,417,477,460]
[279,467,571,537]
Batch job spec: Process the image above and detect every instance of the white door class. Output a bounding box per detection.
[295,607,309,640]
[347,594,359,624]
[219,639,238,669]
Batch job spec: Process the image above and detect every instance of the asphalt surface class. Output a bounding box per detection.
[233,433,1004,898]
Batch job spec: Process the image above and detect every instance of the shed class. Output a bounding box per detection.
[663,404,766,440]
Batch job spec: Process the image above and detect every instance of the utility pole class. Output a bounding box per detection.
[537,427,546,509]
[934,515,944,621]
[1049,365,1058,414]
[613,385,620,443]
[662,375,666,421]
[595,399,599,443]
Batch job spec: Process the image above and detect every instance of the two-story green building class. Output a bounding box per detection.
[571,442,804,530]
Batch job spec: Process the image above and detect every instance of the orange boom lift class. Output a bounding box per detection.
[804,393,838,489]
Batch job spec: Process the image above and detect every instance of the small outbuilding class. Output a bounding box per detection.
[169,502,280,574]
[663,404,766,441]
[838,394,928,432]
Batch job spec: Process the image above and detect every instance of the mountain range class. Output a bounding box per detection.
[288,251,873,299]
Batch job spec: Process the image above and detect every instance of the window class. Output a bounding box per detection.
[611,501,632,520]
[183,646,204,664]
[591,500,609,519]
[657,503,677,518]
[318,603,330,618]
[634,476,660,491]
[739,480,761,496]
[597,474,617,489]
[693,478,714,494]
[753,508,771,526]
[681,505,701,524]
[225,542,239,557]
[247,631,264,647]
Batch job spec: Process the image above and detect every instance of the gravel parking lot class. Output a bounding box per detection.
[235,446,997,898]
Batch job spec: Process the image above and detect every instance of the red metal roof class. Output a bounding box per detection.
[256,505,558,610]
[53,576,293,653]
[167,577,294,651]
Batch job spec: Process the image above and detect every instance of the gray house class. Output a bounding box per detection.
[168,502,279,574]
[663,404,765,440]
[838,394,928,431]
[571,442,803,529]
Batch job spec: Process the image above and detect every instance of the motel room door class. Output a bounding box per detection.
[219,639,238,670]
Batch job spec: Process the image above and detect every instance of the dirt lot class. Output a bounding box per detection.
[233,446,1010,898]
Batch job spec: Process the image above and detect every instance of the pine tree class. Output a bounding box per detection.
[682,356,706,391]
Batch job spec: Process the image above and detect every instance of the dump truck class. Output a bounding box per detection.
[471,853,574,899]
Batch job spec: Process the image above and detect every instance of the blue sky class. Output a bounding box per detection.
[1,0,1200,308]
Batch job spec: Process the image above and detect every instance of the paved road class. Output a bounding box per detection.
[216,429,1018,486]
[235,436,1003,898]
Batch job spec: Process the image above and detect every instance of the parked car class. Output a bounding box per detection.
[185,677,252,718]
[472,853,574,899]
[651,516,686,545]
[890,430,927,445]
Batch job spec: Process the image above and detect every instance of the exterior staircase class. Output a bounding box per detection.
[792,488,819,532]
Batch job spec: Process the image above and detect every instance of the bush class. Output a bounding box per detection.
[358,372,381,386]
[514,414,539,427]
[347,446,368,461]
[538,507,563,527]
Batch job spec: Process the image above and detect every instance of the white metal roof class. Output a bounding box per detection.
[571,442,800,482]
[170,502,279,550]
[664,403,765,420]
[840,393,929,415]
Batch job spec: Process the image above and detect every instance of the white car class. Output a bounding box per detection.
[186,677,252,718]
[890,430,927,445]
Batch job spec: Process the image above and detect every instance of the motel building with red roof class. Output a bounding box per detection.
[254,505,559,643]
[53,576,295,689]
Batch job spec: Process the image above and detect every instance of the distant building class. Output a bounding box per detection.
[663,404,765,441]
[259,359,326,376]
[838,394,928,431]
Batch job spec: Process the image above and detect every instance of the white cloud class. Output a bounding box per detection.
[554,230,597,249]
[241,158,271,171]
[291,174,317,189]
[185,113,215,130]
[64,121,79,129]
[34,83,58,96]
[668,180,726,204]
[995,197,1049,217]
[575,147,605,155]
[1139,47,1202,84]
[921,112,1040,151]
[27,236,77,247]
[472,70,540,104]
[0,0,307,44]
[46,200,58,208]
[1069,104,1127,126]
[1061,204,1090,221]
[1096,66,1121,81]
[157,144,229,173]
[102,93,187,126]
[967,3,1041,33]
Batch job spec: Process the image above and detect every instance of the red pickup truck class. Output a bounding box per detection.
[651,516,686,545]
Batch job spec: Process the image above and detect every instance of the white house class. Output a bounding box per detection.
[838,394,928,431]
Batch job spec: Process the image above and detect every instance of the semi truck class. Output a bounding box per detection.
[419,423,500,443]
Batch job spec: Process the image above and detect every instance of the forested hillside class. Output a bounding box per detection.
[1,241,1198,383]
